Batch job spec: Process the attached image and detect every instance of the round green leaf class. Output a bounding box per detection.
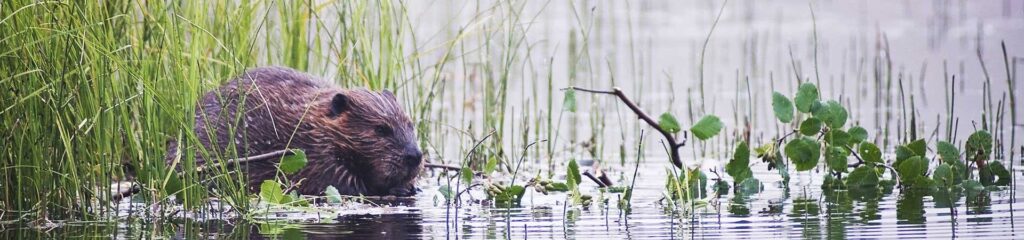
[772,92,795,123]
[906,139,927,157]
[794,83,819,113]
[726,142,752,183]
[965,130,992,161]
[989,161,1011,186]
[785,137,821,171]
[799,117,823,136]
[932,164,956,186]
[279,149,308,174]
[260,180,285,204]
[825,146,849,173]
[824,129,851,146]
[848,126,868,144]
[896,156,928,184]
[936,141,960,165]
[847,166,879,188]
[690,115,723,140]
[658,113,681,133]
[813,100,848,128]
[858,142,882,164]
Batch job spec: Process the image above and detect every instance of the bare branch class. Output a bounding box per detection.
[564,86,686,168]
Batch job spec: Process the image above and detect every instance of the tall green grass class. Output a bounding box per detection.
[0,0,420,222]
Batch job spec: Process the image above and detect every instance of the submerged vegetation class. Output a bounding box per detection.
[1,0,1022,238]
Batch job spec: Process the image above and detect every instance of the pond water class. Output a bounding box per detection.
[4,0,1023,239]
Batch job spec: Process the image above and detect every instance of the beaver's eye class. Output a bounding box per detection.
[375,125,393,136]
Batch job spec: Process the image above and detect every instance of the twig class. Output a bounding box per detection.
[425,163,462,171]
[564,87,687,168]
[582,171,607,188]
[195,149,294,173]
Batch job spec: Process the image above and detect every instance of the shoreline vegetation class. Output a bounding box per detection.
[1,0,1021,238]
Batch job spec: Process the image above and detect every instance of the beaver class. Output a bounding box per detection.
[182,66,422,196]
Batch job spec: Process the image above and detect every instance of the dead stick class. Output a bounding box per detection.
[582,171,608,188]
[195,149,293,173]
[425,163,462,171]
[565,87,686,168]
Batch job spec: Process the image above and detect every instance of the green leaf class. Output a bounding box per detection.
[563,88,577,112]
[896,156,928,185]
[847,166,879,188]
[438,185,454,201]
[785,137,821,171]
[794,83,819,113]
[825,146,849,173]
[279,149,308,174]
[858,142,882,164]
[932,164,956,187]
[894,146,914,167]
[545,182,570,192]
[713,180,730,194]
[962,180,984,192]
[259,180,285,204]
[483,155,498,174]
[460,167,473,185]
[848,126,868,144]
[737,178,763,195]
[906,139,927,157]
[690,115,723,140]
[772,92,795,123]
[824,129,851,146]
[989,161,1011,186]
[936,141,960,165]
[324,185,343,204]
[812,100,848,128]
[799,117,823,136]
[493,185,526,207]
[567,159,581,189]
[726,142,752,183]
[965,130,993,161]
[658,113,682,133]
[822,175,846,190]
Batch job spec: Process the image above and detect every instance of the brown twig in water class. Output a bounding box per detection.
[195,149,294,173]
[582,170,608,188]
[564,87,687,168]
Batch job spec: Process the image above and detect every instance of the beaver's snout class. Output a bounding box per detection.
[401,145,423,167]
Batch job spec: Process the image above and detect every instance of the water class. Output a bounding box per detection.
[4,0,1024,239]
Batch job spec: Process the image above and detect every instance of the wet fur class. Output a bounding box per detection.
[184,66,421,196]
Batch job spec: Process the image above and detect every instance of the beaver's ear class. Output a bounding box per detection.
[328,93,349,118]
[382,89,396,99]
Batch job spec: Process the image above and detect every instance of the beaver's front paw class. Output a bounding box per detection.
[388,185,418,196]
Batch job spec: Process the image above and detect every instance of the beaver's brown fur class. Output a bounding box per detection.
[186,66,422,196]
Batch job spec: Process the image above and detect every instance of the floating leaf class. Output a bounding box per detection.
[279,149,308,174]
[858,142,882,165]
[794,83,819,113]
[799,117,823,136]
[848,126,868,144]
[825,146,849,173]
[824,129,851,146]
[563,88,577,112]
[726,142,752,183]
[658,113,682,133]
[896,156,928,186]
[690,115,723,140]
[965,130,992,161]
[325,185,343,204]
[847,166,879,188]
[259,180,285,204]
[785,137,821,171]
[936,141,960,165]
[772,92,795,123]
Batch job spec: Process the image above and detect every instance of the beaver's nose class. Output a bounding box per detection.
[402,146,423,166]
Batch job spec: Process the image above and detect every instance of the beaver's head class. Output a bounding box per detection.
[320,89,422,194]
